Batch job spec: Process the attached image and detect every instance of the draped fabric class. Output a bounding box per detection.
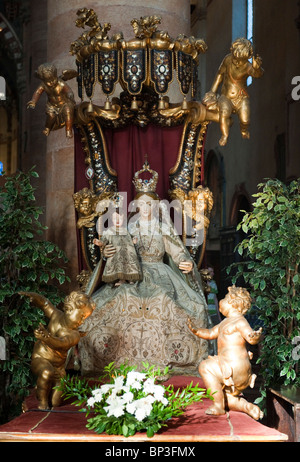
[104,124,182,203]
[0,375,288,442]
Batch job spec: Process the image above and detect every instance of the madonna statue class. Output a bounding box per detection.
[78,162,212,376]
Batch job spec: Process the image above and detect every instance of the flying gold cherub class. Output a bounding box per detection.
[27,63,77,139]
[202,38,264,146]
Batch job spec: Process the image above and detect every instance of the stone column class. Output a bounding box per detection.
[46,0,191,287]
[22,0,48,217]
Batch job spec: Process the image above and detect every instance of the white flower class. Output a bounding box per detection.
[153,385,166,401]
[135,407,148,421]
[100,383,114,394]
[112,375,126,393]
[87,388,106,407]
[92,388,102,395]
[143,377,156,394]
[126,371,146,388]
[134,397,153,421]
[158,396,169,406]
[143,379,168,405]
[126,401,137,415]
[153,386,169,405]
[104,396,125,418]
[106,392,118,405]
[91,389,103,403]
[121,391,134,404]
[87,397,96,407]
[142,395,156,405]
[130,380,142,390]
[126,395,154,421]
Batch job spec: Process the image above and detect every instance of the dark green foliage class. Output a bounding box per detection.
[0,169,70,423]
[228,178,300,407]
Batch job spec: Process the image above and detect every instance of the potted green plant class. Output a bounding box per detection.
[0,169,70,423]
[228,178,300,407]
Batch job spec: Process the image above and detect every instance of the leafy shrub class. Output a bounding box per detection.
[228,178,300,407]
[0,169,70,423]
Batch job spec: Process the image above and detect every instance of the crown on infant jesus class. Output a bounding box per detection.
[133,160,159,193]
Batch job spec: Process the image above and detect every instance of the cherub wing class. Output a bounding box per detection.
[60,69,79,81]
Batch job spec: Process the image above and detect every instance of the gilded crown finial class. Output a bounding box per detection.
[133,159,158,193]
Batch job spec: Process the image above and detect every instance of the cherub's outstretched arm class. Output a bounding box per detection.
[247,327,263,344]
[27,84,45,108]
[187,318,219,340]
[237,317,263,345]
[19,291,56,319]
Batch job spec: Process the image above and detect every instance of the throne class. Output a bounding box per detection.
[62,10,216,375]
[70,10,214,289]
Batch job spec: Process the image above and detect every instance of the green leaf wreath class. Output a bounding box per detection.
[59,362,213,438]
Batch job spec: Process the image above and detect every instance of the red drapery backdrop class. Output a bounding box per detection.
[75,123,185,203]
[103,124,184,202]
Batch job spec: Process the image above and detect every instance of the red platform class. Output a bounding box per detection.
[0,376,288,442]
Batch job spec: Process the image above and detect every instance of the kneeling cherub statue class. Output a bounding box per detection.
[20,291,95,410]
[188,285,263,420]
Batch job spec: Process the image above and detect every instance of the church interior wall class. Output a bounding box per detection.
[252,0,300,183]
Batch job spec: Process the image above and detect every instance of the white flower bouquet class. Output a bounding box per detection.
[59,362,213,437]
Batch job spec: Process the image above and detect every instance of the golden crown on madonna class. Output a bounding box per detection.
[133,160,159,193]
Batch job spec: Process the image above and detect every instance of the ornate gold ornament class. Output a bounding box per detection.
[73,188,117,269]
[169,185,213,267]
[73,187,99,229]
[70,10,207,123]
[76,269,93,292]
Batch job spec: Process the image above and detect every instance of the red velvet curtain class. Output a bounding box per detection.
[74,123,184,202]
[103,124,184,203]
